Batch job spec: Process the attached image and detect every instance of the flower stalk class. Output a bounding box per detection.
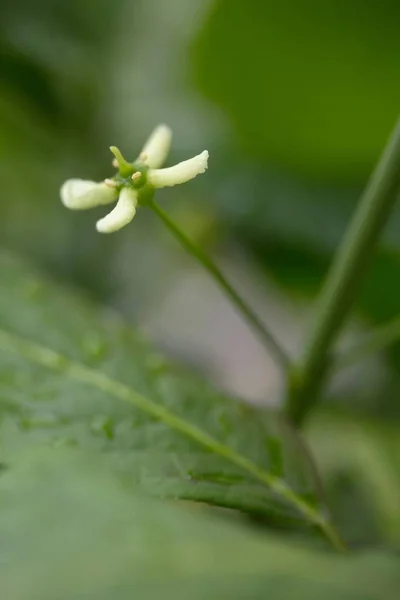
[149,199,290,370]
[60,124,290,369]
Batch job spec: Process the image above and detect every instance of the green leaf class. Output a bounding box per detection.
[193,0,400,181]
[1,448,399,599]
[0,251,333,538]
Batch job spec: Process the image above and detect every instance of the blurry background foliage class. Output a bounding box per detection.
[1,0,400,551]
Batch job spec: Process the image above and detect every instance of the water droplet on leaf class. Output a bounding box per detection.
[82,332,108,363]
[90,415,114,440]
[24,279,44,300]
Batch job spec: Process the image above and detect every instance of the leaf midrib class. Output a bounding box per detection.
[0,326,336,545]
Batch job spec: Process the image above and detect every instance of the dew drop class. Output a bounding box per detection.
[24,279,45,301]
[18,413,63,430]
[82,332,108,363]
[51,436,77,448]
[89,415,114,440]
[216,408,231,433]
[48,353,69,371]
[146,353,168,375]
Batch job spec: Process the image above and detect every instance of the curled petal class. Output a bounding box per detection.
[147,151,209,188]
[61,179,117,210]
[140,124,172,168]
[96,187,138,233]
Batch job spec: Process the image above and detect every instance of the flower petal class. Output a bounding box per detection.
[96,187,138,233]
[61,179,118,210]
[147,151,209,188]
[140,124,172,168]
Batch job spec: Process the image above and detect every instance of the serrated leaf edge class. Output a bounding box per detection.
[0,327,344,550]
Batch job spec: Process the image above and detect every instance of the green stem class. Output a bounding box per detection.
[287,118,400,426]
[333,315,400,372]
[149,200,290,371]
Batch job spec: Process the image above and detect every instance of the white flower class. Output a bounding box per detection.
[60,124,209,233]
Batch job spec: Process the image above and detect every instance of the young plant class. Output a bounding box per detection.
[58,119,400,551]
[0,119,399,598]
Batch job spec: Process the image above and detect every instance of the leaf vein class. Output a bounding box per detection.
[0,327,342,548]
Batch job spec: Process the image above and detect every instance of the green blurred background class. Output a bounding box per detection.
[1,0,400,545]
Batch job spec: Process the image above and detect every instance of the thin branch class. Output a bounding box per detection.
[149,200,291,372]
